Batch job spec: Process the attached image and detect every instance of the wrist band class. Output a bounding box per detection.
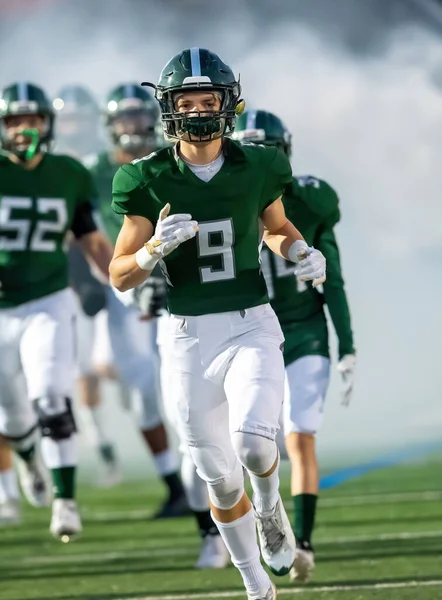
[288,240,309,263]
[135,245,159,271]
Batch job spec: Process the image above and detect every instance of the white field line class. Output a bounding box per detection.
[114,579,442,600]
[9,528,442,567]
[82,490,442,522]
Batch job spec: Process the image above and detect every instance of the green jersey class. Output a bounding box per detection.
[112,140,292,316]
[0,153,98,308]
[261,176,354,364]
[86,152,121,245]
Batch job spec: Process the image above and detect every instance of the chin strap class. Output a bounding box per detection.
[22,128,40,161]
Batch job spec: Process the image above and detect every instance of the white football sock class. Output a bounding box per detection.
[212,507,271,596]
[249,447,280,517]
[153,448,179,476]
[85,404,112,447]
[41,435,78,469]
[0,468,19,503]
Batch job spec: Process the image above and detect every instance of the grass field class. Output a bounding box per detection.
[1,456,442,600]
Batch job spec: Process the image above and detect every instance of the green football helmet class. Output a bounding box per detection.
[104,83,160,153]
[52,84,101,157]
[143,47,244,142]
[233,110,292,157]
[0,82,54,160]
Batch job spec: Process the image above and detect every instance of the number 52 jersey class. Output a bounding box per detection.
[112,140,293,316]
[0,153,98,308]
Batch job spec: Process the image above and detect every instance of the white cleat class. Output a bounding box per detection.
[195,534,230,569]
[290,548,315,584]
[97,462,122,488]
[50,498,82,541]
[247,582,277,600]
[0,499,21,526]
[255,496,296,576]
[16,454,52,507]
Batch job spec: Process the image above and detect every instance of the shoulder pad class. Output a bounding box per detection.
[293,175,340,221]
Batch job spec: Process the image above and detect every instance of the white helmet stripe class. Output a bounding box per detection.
[190,47,201,77]
[18,82,28,101]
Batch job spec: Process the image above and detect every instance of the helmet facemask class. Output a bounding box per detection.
[107,108,158,153]
[1,112,52,161]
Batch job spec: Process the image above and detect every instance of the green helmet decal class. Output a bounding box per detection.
[0,82,54,161]
[142,47,243,142]
[233,110,292,157]
[104,83,160,152]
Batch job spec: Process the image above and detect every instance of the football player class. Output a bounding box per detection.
[0,82,113,539]
[53,84,121,488]
[234,110,356,583]
[87,83,188,518]
[109,48,326,600]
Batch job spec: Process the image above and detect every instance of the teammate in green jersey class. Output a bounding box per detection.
[234,110,356,584]
[0,81,113,540]
[109,48,326,600]
[85,82,190,516]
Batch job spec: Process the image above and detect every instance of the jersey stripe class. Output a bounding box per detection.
[190,47,201,76]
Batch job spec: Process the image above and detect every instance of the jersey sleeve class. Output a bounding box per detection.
[316,228,355,358]
[296,176,340,225]
[112,164,156,223]
[260,147,293,213]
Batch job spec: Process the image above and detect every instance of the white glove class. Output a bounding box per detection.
[135,203,198,271]
[337,354,356,407]
[288,239,326,288]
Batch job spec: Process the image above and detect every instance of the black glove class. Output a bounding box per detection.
[133,276,166,318]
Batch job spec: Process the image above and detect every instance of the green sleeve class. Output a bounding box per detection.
[260,148,293,213]
[316,227,355,359]
[112,164,156,222]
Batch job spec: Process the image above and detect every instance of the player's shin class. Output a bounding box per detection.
[34,397,78,500]
[211,493,272,597]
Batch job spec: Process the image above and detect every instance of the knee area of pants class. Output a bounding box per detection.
[207,464,244,511]
[231,431,277,475]
[33,397,77,441]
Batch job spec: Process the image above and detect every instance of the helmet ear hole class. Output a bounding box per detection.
[235,100,246,116]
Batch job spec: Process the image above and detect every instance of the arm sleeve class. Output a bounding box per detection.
[70,163,99,238]
[260,148,293,213]
[112,164,156,223]
[71,201,97,239]
[316,227,355,359]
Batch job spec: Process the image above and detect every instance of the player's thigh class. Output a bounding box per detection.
[92,309,114,368]
[224,305,285,440]
[168,315,235,481]
[20,289,76,400]
[74,303,97,376]
[283,355,330,435]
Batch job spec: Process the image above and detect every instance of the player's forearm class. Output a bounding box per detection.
[109,253,151,292]
[78,231,113,284]
[263,219,304,260]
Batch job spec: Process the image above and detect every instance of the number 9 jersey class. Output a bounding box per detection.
[0,153,98,308]
[112,139,292,316]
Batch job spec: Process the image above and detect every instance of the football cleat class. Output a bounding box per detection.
[247,582,277,600]
[195,534,230,569]
[96,444,122,488]
[289,542,315,584]
[0,499,21,526]
[16,453,52,507]
[255,496,296,576]
[50,499,82,541]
